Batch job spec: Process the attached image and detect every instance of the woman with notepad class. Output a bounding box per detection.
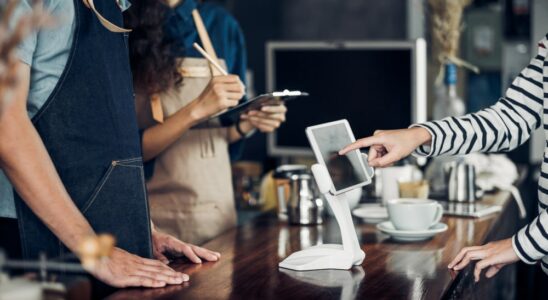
[124,0,287,246]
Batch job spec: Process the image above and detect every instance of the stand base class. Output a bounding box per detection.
[278,244,365,271]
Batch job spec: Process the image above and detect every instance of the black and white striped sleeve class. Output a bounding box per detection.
[411,48,545,158]
[513,209,548,264]
[411,40,548,266]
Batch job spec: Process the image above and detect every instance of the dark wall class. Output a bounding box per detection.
[224,0,407,162]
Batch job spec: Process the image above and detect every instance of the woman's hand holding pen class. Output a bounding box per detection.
[339,127,432,167]
[190,74,245,121]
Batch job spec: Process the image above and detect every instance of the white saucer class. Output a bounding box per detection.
[376,221,448,242]
[352,204,388,224]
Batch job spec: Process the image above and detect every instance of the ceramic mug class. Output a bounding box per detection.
[387,198,443,231]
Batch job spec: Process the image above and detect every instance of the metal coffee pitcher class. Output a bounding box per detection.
[273,165,308,220]
[273,165,324,225]
[446,161,479,202]
[286,173,324,225]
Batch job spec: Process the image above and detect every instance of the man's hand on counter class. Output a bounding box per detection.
[151,227,221,265]
[84,226,221,289]
[447,238,519,282]
[88,247,188,288]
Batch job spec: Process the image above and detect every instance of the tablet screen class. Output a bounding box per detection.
[309,122,369,192]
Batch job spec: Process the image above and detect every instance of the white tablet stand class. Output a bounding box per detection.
[278,163,366,271]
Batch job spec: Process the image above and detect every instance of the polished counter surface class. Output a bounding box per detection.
[107,190,520,300]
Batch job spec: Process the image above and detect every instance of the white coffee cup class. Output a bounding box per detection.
[386,198,444,231]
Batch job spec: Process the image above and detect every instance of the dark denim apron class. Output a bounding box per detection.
[14,0,153,260]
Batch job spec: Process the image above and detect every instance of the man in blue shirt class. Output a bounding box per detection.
[0,0,220,288]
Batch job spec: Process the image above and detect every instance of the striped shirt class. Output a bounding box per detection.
[413,37,548,274]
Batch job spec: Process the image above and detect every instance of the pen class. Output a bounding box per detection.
[192,42,229,76]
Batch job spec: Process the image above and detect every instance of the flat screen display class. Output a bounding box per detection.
[308,122,369,193]
[272,48,412,151]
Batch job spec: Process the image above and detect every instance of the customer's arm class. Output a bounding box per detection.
[447,208,548,282]
[341,42,545,166]
[340,42,548,281]
[0,62,187,288]
[410,52,543,158]
[141,75,244,162]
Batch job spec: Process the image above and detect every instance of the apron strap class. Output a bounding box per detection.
[191,9,222,76]
[150,94,165,124]
[83,0,132,33]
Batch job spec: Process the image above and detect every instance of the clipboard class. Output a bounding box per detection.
[194,90,308,128]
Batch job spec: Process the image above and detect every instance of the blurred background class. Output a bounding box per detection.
[218,0,547,298]
[219,0,542,165]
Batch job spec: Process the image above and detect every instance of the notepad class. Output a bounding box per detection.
[195,90,308,127]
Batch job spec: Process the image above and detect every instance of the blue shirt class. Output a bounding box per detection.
[0,0,75,219]
[163,0,248,159]
[0,1,135,218]
[164,0,247,88]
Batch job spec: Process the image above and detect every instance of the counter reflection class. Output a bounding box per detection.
[279,267,365,300]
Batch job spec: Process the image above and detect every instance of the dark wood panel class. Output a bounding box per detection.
[107,190,520,300]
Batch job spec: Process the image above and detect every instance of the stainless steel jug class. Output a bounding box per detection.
[286,173,324,225]
[446,161,478,202]
[273,165,308,221]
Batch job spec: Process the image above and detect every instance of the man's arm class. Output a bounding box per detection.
[0,62,95,252]
[0,61,187,288]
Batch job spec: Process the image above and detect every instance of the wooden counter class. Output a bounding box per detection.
[106,189,521,300]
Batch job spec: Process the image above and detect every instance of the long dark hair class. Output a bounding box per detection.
[124,0,183,96]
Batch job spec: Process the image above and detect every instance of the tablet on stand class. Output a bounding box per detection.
[278,119,372,271]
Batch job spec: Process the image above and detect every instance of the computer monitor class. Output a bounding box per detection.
[266,39,427,157]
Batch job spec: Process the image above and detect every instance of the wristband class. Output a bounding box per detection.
[236,120,256,139]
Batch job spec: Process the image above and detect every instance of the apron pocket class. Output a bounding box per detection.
[80,157,152,257]
[81,157,143,213]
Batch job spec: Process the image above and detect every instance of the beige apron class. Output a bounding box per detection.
[137,10,237,245]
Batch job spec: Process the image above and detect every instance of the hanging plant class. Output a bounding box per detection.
[428,0,479,83]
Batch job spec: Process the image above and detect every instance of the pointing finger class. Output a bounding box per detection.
[339,136,382,155]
